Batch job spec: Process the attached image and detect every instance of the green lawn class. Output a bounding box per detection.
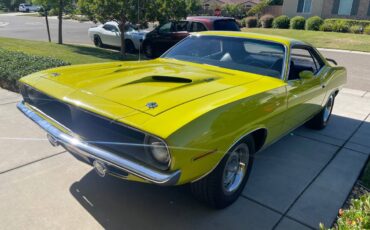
[243,28,370,53]
[0,37,142,65]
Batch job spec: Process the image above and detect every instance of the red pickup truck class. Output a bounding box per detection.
[143,16,240,58]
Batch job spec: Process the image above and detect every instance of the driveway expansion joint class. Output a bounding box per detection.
[0,101,19,106]
[0,150,66,175]
[272,113,369,229]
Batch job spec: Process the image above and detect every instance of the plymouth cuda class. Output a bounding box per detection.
[17,32,346,208]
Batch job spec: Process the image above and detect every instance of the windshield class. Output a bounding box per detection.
[163,36,286,78]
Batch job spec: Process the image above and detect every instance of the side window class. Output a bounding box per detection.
[158,22,172,33]
[289,47,323,80]
[175,21,189,31]
[191,22,207,32]
[103,25,118,32]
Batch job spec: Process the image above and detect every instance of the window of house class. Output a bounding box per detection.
[297,0,312,13]
[338,0,353,15]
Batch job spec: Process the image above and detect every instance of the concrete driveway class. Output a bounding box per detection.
[0,86,369,230]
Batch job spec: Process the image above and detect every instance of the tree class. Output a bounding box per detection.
[247,0,272,17]
[222,3,246,19]
[185,0,202,16]
[79,0,193,55]
[33,0,73,44]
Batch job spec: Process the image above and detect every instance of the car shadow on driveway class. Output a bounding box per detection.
[68,114,369,230]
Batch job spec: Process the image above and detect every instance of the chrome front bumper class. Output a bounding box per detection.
[17,102,181,186]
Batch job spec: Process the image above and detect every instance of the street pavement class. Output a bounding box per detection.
[0,87,369,229]
[1,14,370,92]
[0,13,96,45]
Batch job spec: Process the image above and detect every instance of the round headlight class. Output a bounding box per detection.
[146,136,170,164]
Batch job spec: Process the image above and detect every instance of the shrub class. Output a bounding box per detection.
[244,16,258,28]
[332,20,349,33]
[0,49,69,92]
[320,21,334,32]
[365,25,370,35]
[320,193,370,229]
[259,14,274,28]
[272,15,290,29]
[290,16,305,30]
[349,25,362,34]
[325,18,370,28]
[306,16,324,31]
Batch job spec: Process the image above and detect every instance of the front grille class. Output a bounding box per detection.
[20,84,164,169]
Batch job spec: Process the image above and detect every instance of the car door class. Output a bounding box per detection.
[284,45,327,130]
[154,22,175,54]
[171,21,190,44]
[101,24,120,47]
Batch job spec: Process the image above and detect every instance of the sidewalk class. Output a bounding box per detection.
[0,87,369,230]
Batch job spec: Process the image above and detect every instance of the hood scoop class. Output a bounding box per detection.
[151,76,192,83]
[112,75,218,90]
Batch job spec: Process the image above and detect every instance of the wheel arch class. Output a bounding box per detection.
[190,127,268,183]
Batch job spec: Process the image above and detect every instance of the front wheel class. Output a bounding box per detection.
[93,35,104,48]
[306,94,335,130]
[190,136,255,209]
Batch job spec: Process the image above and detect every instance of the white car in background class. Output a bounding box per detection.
[88,21,149,53]
[18,3,41,12]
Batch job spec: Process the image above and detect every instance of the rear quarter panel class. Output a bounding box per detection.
[322,65,347,101]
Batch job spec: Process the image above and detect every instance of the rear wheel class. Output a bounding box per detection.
[125,40,135,53]
[306,93,335,130]
[190,136,255,209]
[143,42,155,59]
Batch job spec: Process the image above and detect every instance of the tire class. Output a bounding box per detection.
[306,93,335,130]
[125,40,136,53]
[190,135,255,209]
[93,35,104,48]
[143,42,155,59]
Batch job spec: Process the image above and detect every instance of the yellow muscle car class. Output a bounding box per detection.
[17,31,346,209]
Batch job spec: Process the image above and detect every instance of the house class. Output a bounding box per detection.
[202,0,261,11]
[282,0,370,19]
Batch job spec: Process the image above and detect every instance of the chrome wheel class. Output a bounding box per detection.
[323,95,334,122]
[222,143,249,194]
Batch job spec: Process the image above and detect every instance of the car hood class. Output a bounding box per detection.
[38,59,262,116]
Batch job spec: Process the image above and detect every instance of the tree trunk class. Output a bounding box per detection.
[58,0,63,44]
[118,16,127,56]
[45,10,51,42]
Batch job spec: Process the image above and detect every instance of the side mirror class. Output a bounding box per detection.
[299,70,314,81]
